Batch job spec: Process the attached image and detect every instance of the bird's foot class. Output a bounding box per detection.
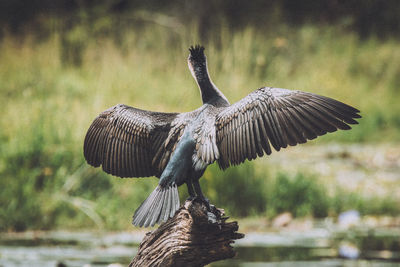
[206,210,220,224]
[197,196,221,224]
[187,195,222,223]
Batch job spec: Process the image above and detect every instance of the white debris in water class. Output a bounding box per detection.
[338,210,360,229]
[339,242,359,259]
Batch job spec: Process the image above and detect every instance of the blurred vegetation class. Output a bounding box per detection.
[201,169,400,220]
[1,2,400,231]
[1,0,400,39]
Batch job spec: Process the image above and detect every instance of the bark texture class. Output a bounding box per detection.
[129,199,244,267]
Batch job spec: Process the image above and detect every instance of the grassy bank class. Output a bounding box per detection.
[0,24,399,231]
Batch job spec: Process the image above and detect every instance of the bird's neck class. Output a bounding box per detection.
[191,62,229,106]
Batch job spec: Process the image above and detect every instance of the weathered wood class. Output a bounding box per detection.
[129,199,244,267]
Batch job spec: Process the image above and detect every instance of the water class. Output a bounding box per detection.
[1,226,399,267]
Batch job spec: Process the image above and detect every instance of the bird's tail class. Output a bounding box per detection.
[132,184,180,227]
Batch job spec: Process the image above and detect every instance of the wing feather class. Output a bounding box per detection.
[257,116,272,155]
[252,111,264,157]
[215,87,360,169]
[84,104,178,178]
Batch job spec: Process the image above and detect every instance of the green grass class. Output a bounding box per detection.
[0,23,399,231]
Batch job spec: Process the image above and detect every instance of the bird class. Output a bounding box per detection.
[83,45,361,227]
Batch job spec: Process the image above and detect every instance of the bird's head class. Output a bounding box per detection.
[188,45,207,80]
[188,45,206,63]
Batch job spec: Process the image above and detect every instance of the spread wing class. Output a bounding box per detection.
[84,104,179,178]
[215,87,361,169]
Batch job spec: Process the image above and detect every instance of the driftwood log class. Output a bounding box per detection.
[129,199,244,267]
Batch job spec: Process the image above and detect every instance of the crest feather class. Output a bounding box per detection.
[189,45,205,61]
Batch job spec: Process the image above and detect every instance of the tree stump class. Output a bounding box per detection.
[129,199,244,267]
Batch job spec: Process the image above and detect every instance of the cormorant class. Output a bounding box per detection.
[84,45,361,227]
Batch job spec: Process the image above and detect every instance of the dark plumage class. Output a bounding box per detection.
[83,45,361,227]
[188,45,206,62]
